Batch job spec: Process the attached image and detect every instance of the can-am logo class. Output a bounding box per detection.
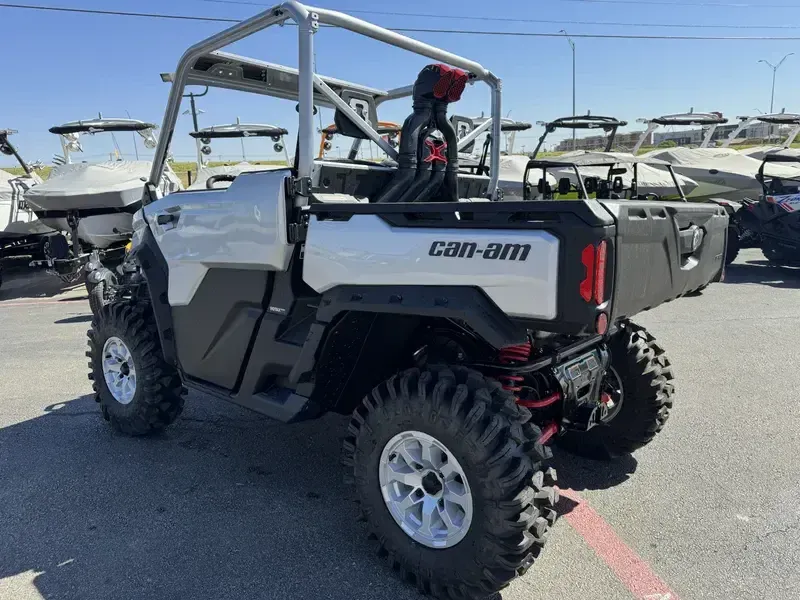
[428,241,531,262]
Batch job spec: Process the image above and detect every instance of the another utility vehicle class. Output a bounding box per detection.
[739,152,800,265]
[87,4,728,598]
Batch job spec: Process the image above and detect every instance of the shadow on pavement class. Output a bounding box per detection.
[0,394,422,600]
[54,315,93,325]
[723,261,800,289]
[550,449,638,493]
[0,259,83,302]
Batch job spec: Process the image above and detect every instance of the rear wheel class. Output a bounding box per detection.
[87,301,185,435]
[762,240,795,266]
[557,322,674,459]
[343,366,558,599]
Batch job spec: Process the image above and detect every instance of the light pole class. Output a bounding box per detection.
[560,29,576,150]
[758,53,794,114]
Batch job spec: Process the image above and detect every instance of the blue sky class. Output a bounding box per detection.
[4,0,800,166]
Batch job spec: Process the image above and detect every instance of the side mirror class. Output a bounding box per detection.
[584,177,597,194]
[558,177,571,195]
[612,176,624,194]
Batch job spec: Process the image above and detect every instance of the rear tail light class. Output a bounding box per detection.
[580,240,608,305]
[594,240,607,305]
[580,244,595,302]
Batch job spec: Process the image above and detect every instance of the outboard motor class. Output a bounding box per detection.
[375,64,470,203]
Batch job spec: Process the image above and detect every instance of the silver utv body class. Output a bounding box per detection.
[138,1,560,322]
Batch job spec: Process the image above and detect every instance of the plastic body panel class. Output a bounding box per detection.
[601,200,728,320]
[142,169,294,306]
[307,201,615,334]
[304,213,560,320]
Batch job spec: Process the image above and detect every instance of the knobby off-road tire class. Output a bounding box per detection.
[86,271,115,317]
[342,366,558,600]
[725,225,741,266]
[87,301,185,435]
[558,322,674,460]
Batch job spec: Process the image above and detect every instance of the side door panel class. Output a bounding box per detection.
[142,169,294,390]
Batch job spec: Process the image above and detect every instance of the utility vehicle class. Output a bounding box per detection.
[524,154,739,265]
[739,152,800,265]
[87,4,729,598]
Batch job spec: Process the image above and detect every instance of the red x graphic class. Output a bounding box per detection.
[424,138,448,164]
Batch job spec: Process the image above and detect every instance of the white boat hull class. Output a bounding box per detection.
[38,213,133,249]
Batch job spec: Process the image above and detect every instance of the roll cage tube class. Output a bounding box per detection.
[522,158,687,201]
[146,1,502,205]
[758,153,800,194]
[531,115,628,158]
[317,122,401,159]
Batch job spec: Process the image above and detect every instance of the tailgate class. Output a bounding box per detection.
[601,200,728,319]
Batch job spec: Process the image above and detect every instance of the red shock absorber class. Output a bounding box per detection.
[497,342,532,394]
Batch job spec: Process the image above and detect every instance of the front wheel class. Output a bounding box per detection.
[342,366,558,599]
[725,225,741,265]
[87,301,185,435]
[557,322,674,459]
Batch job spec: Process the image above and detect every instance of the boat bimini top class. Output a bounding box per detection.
[632,110,728,154]
[146,1,505,205]
[721,111,800,149]
[532,114,628,158]
[49,118,159,165]
[188,123,292,190]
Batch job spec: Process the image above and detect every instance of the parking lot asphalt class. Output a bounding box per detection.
[1,248,798,600]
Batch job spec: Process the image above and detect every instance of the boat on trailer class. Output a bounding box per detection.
[0,129,52,260]
[24,118,182,279]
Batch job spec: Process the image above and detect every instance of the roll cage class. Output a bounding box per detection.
[318,121,402,160]
[721,111,800,149]
[523,156,687,201]
[531,114,628,158]
[632,110,728,154]
[146,1,503,205]
[757,152,800,196]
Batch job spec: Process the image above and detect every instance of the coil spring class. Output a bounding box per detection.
[497,342,532,393]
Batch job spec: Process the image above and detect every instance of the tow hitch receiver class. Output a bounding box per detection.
[555,348,610,431]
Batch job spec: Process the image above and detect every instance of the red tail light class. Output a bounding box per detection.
[594,240,607,305]
[580,244,595,302]
[580,240,608,305]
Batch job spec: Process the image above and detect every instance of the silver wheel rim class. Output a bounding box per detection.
[102,336,137,405]
[379,431,473,549]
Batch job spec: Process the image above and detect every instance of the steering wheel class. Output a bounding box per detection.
[206,174,237,189]
[643,192,661,201]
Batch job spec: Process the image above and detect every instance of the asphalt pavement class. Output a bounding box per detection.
[0,249,797,600]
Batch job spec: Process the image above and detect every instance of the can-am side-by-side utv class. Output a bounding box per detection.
[86,4,728,599]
